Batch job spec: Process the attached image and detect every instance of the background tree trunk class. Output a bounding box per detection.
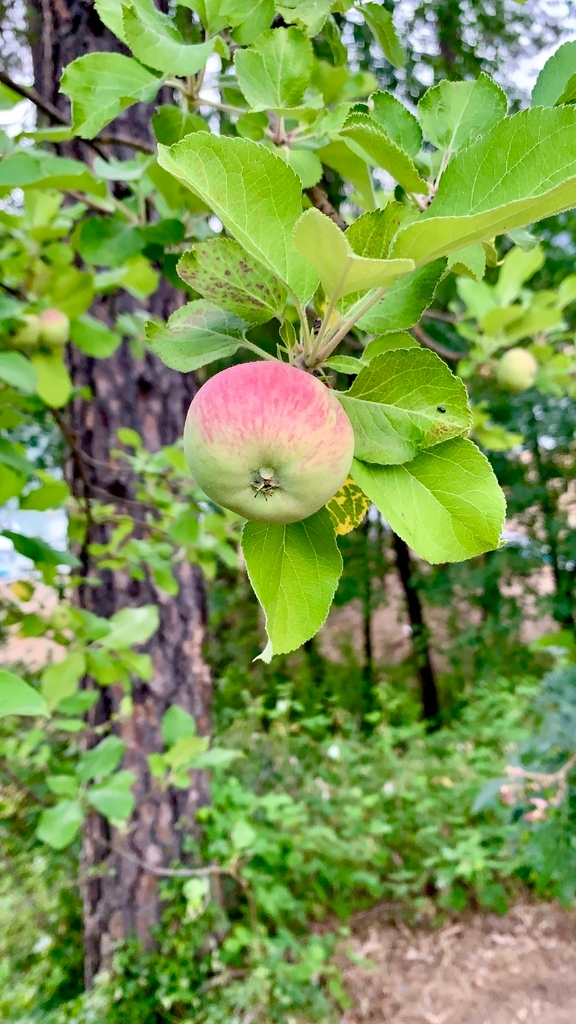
[27,0,212,985]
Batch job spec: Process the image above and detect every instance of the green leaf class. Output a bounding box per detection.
[76,217,144,267]
[0,81,23,109]
[346,204,413,260]
[231,819,256,849]
[47,775,80,798]
[180,0,230,35]
[316,140,376,210]
[242,508,343,662]
[1,530,79,567]
[0,669,48,719]
[37,800,84,849]
[161,705,197,746]
[87,773,136,821]
[276,0,337,36]
[123,0,220,77]
[0,151,107,196]
[164,734,208,769]
[338,349,471,464]
[77,736,126,782]
[447,243,486,281]
[358,260,446,333]
[147,300,248,371]
[371,91,422,157]
[48,268,94,319]
[293,208,414,299]
[351,437,506,563]
[71,315,121,358]
[95,0,127,41]
[191,747,242,769]
[157,134,318,304]
[276,146,323,189]
[29,352,72,408]
[340,113,429,193]
[363,332,418,360]
[532,41,576,107]
[323,355,364,374]
[494,244,544,306]
[362,4,406,68]
[234,27,313,112]
[224,0,275,46]
[41,653,86,712]
[0,438,34,477]
[0,468,26,504]
[151,105,209,145]
[390,107,576,266]
[177,240,287,324]
[417,74,507,155]
[60,53,160,138]
[20,479,69,510]
[0,352,37,393]
[99,605,159,650]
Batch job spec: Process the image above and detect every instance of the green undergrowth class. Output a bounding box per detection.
[0,674,543,1024]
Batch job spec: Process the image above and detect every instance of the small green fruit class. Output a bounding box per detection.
[39,309,70,348]
[496,348,538,392]
[12,314,42,349]
[51,606,74,631]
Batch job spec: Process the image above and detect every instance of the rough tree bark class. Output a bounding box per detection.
[393,535,440,723]
[28,0,212,985]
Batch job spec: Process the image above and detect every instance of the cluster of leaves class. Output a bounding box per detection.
[57,9,576,658]
[3,6,576,661]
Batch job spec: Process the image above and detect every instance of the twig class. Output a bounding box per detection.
[304,186,347,230]
[95,135,155,155]
[50,409,93,557]
[411,323,461,362]
[422,309,460,324]
[113,845,236,879]
[0,280,25,300]
[0,69,66,124]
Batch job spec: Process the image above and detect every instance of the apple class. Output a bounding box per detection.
[51,606,74,631]
[496,348,538,392]
[184,361,355,524]
[38,309,70,347]
[11,314,41,349]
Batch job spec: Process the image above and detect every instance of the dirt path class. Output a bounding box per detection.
[339,903,576,1024]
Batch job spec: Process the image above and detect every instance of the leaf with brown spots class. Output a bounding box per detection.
[177,238,287,324]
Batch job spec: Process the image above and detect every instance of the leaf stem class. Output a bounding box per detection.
[240,340,280,362]
[314,286,389,364]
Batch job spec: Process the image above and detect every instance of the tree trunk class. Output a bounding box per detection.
[28,0,212,985]
[393,534,440,723]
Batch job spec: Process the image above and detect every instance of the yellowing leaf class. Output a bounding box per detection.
[326,478,371,535]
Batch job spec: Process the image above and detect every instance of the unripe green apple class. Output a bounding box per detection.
[496,348,538,392]
[51,606,74,631]
[38,309,70,348]
[11,314,42,349]
[184,361,355,524]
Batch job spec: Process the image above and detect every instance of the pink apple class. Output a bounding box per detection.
[38,309,70,347]
[184,361,355,523]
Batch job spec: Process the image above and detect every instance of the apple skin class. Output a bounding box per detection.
[497,348,538,392]
[184,361,355,524]
[11,314,42,349]
[38,309,70,347]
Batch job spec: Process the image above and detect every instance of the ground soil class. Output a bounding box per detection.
[339,902,576,1024]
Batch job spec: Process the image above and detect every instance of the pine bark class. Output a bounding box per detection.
[28,0,212,985]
